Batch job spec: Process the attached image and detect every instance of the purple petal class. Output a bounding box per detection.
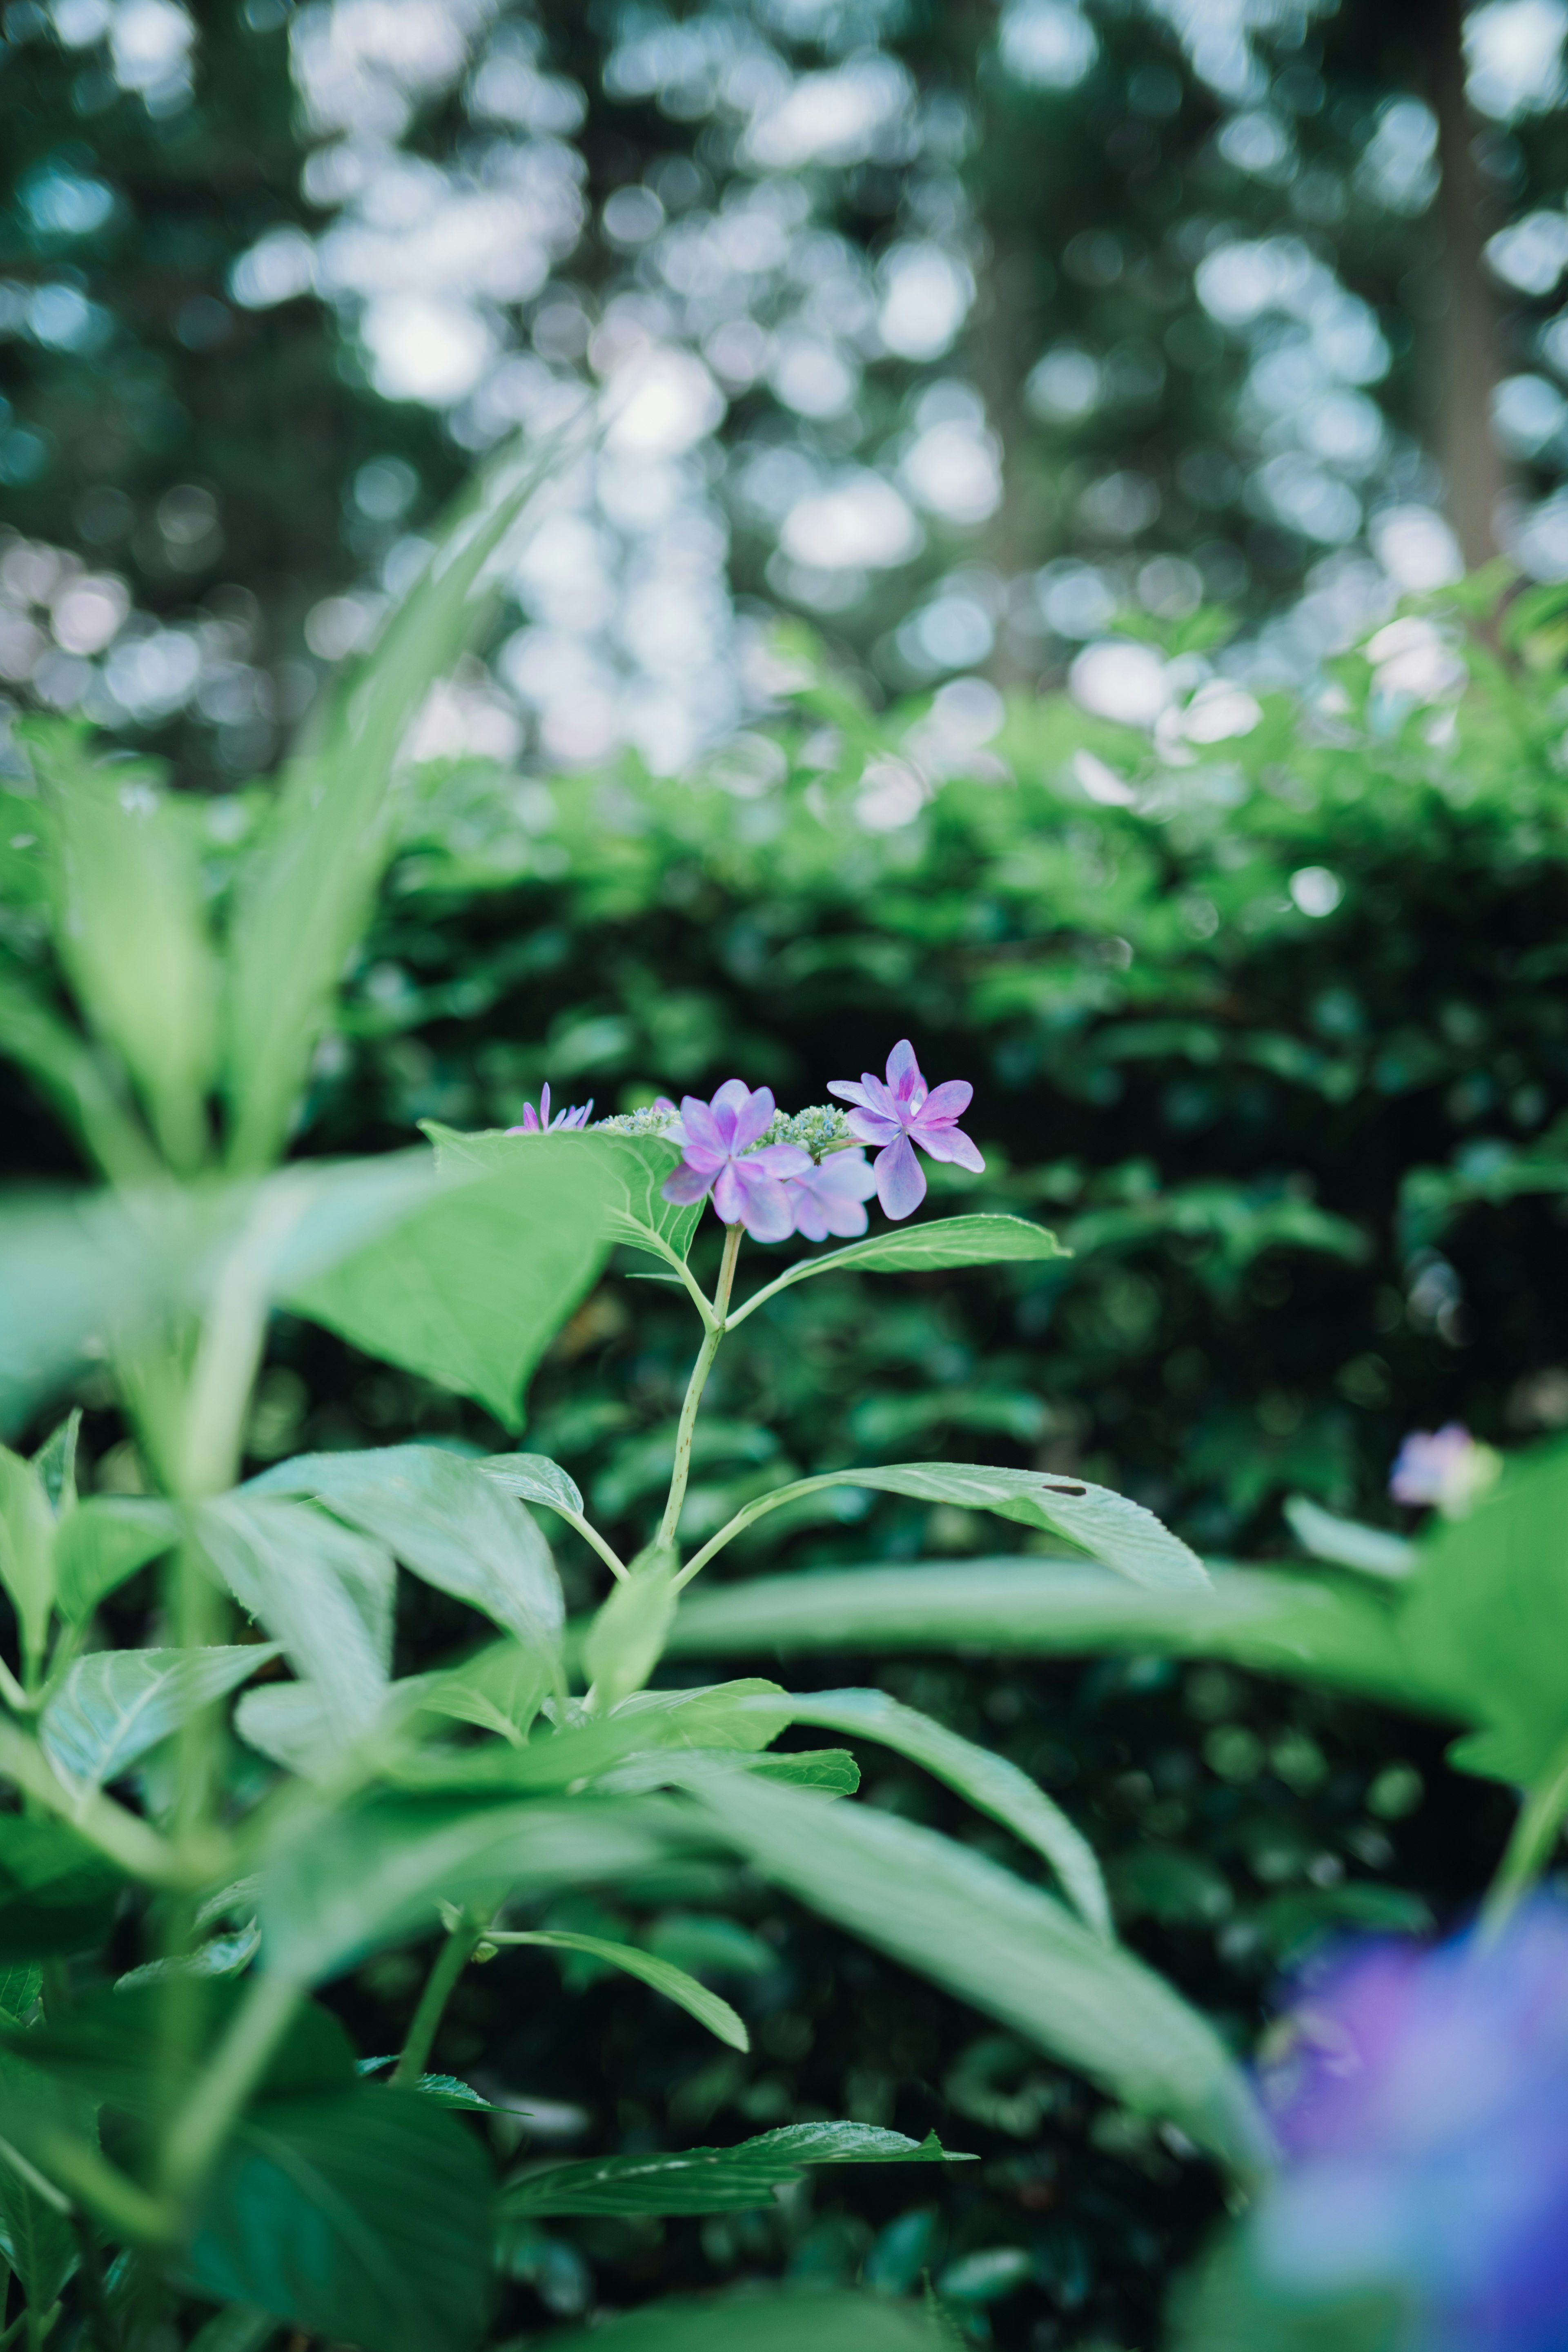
[680,1096,726,1157]
[662,1164,714,1205]
[827,1079,871,1107]
[538,1083,552,1126]
[745,1142,813,1177]
[676,1139,727,1176]
[915,1123,985,1172]
[845,1107,901,1148]
[729,1084,777,1154]
[817,1149,878,1201]
[920,1079,973,1123]
[857,1071,902,1123]
[885,1039,924,1106]
[709,1078,757,1149]
[874,1132,927,1221]
[787,1185,831,1243]
[732,1166,795,1243]
[711,1163,748,1225]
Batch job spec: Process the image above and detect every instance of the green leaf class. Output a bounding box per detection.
[763,1688,1110,1937]
[0,2069,76,2310]
[667,1560,1421,1710]
[594,1132,703,1264]
[506,1928,748,2049]
[413,1639,553,1746]
[53,1496,178,1624]
[32,732,216,1170]
[198,1495,395,1733]
[31,1412,79,1512]
[539,2289,953,2352]
[1284,1497,1413,1579]
[478,1453,584,1517]
[0,961,161,1186]
[383,1678,788,1797]
[181,2089,493,2352]
[583,1550,679,1706]
[691,1771,1272,2182]
[185,2307,282,2352]
[0,1815,125,1959]
[250,1446,564,1655]
[40,1645,280,1791]
[256,1795,693,1984]
[506,2121,967,2217]
[733,1213,1067,1318]
[284,1136,617,1430]
[224,435,566,1172]
[0,1445,56,1667]
[1399,1441,1568,1781]
[0,1964,40,2024]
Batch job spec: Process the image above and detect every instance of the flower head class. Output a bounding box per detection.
[1390,1423,1499,1515]
[1252,1902,1568,2351]
[660,1080,811,1243]
[828,1039,983,1220]
[507,1083,593,1134]
[782,1147,878,1242]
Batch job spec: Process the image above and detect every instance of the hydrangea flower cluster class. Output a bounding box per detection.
[1253,1902,1568,2352]
[1389,1423,1500,1515]
[510,1041,982,1246]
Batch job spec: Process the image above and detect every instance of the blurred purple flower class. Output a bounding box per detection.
[783,1148,878,1242]
[1390,1423,1496,1513]
[828,1038,984,1220]
[507,1083,593,1134]
[660,1081,811,1243]
[1254,1902,1568,2350]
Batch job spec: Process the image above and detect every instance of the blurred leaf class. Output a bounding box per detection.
[538,2289,953,2352]
[506,1928,748,2050]
[692,1772,1272,2180]
[224,437,566,1171]
[385,1678,788,1797]
[31,1412,78,1512]
[53,1496,178,1624]
[762,1688,1109,1936]
[0,1815,124,1959]
[284,1136,616,1430]
[251,1445,564,1656]
[583,1550,679,1707]
[198,1495,395,1733]
[507,2121,967,2217]
[0,1444,56,1668]
[0,2057,76,2310]
[1284,1497,1413,1580]
[181,2089,493,2352]
[28,726,216,1170]
[0,963,162,1187]
[256,1794,692,1984]
[40,1644,279,1791]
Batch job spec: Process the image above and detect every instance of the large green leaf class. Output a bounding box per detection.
[0,2048,76,2310]
[667,1560,1425,1708]
[31,730,216,1171]
[381,1680,788,1797]
[760,1687,1109,1937]
[0,1445,56,1669]
[506,2120,967,2216]
[40,1645,279,1791]
[283,1136,617,1429]
[53,1496,178,1624]
[198,1496,395,1732]
[594,1131,703,1264]
[1398,1441,1568,1781]
[252,1446,564,1654]
[539,2289,952,2352]
[692,1771,1273,2182]
[0,1815,124,1960]
[224,436,565,1172]
[728,1212,1068,1324]
[256,1795,694,1984]
[182,2089,493,2352]
[501,1929,748,2050]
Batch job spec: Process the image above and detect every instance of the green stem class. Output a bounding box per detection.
[0,1719,194,1885]
[1480,1733,1568,1941]
[561,1510,629,1583]
[158,1971,301,2202]
[391,1913,480,2086]
[657,1223,742,1551]
[671,1470,851,1591]
[69,2215,116,2352]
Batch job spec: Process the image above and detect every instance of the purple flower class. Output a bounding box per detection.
[507,1083,593,1134]
[1252,1902,1568,2351]
[1390,1423,1497,1514]
[660,1081,811,1243]
[827,1039,984,1221]
[783,1148,878,1242]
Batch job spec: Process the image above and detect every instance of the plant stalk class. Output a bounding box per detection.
[657,1223,742,1550]
[158,1970,301,2203]
[391,1912,481,2086]
[1479,1733,1568,1941]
